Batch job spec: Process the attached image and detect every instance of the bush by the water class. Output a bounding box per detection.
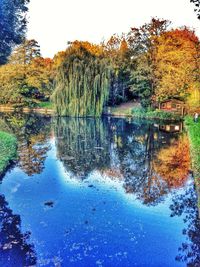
[0,131,17,175]
[37,102,53,109]
[185,116,200,183]
[131,108,181,120]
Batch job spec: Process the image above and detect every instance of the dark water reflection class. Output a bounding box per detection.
[0,113,199,266]
[55,117,189,206]
[0,113,51,176]
[0,195,37,267]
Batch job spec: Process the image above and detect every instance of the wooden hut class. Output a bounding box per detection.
[159,99,185,116]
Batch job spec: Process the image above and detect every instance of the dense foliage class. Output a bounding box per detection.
[0,40,54,106]
[131,108,181,121]
[53,41,111,116]
[0,131,17,175]
[0,18,200,115]
[127,18,170,107]
[0,0,29,64]
[103,35,132,105]
[52,18,200,116]
[155,29,200,104]
[185,116,200,181]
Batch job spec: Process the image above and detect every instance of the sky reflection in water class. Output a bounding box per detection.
[0,113,199,267]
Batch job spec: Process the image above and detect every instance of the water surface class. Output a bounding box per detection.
[0,113,199,267]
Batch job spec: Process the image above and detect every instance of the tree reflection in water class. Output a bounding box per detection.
[0,112,52,176]
[170,184,200,266]
[55,117,112,179]
[0,114,196,265]
[55,117,189,206]
[0,195,37,267]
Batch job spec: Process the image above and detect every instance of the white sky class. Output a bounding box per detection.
[27,0,200,58]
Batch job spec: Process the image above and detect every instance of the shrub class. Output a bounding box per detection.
[131,108,181,120]
[0,131,17,175]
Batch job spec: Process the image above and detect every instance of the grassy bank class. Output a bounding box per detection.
[110,105,181,121]
[0,131,17,177]
[108,103,181,121]
[185,116,200,191]
[131,108,181,121]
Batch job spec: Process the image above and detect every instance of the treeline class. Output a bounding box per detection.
[0,39,54,107]
[0,18,200,116]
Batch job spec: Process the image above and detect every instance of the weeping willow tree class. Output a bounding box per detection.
[52,42,111,117]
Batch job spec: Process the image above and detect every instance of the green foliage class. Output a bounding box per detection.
[53,42,111,117]
[131,108,181,120]
[0,40,54,107]
[128,18,170,107]
[103,35,132,105]
[37,101,53,109]
[0,131,17,175]
[185,116,200,180]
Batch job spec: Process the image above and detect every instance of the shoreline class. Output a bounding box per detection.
[0,105,54,115]
[0,105,182,122]
[184,116,200,208]
[0,131,17,178]
[104,113,182,122]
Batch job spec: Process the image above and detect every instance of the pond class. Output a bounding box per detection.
[0,112,199,267]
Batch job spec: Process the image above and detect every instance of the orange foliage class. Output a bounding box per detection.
[53,41,104,69]
[155,135,190,188]
[155,28,199,101]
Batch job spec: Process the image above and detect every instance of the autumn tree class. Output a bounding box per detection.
[154,28,200,106]
[9,39,41,66]
[103,35,132,105]
[0,39,54,106]
[0,0,29,64]
[127,18,170,107]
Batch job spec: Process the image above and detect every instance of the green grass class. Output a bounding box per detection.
[0,131,17,176]
[185,116,200,187]
[36,101,53,109]
[131,108,181,121]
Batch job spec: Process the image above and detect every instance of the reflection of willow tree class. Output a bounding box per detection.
[54,117,111,179]
[0,195,37,266]
[170,184,200,266]
[0,113,51,176]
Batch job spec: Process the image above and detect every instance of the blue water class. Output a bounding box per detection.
[0,113,199,267]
